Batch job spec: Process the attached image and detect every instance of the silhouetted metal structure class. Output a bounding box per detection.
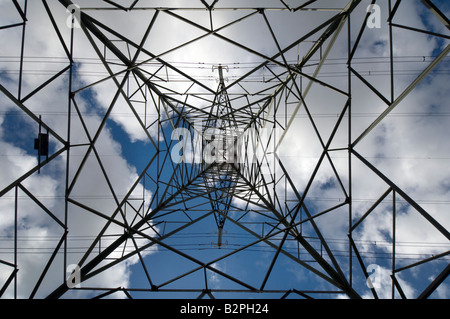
[0,0,449,299]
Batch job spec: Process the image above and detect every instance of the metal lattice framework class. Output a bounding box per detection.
[0,0,449,299]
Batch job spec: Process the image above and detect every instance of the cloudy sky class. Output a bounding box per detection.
[0,0,449,299]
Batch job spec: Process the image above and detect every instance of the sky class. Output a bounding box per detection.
[0,0,449,299]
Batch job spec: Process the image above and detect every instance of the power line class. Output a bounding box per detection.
[0,241,448,263]
[1,233,448,248]
[1,55,448,79]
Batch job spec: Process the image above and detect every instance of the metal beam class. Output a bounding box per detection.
[418,263,450,299]
[352,149,450,241]
[352,44,450,147]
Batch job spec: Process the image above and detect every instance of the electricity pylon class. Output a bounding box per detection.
[0,0,449,299]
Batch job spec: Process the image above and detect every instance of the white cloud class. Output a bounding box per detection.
[207,262,225,289]
[362,264,416,299]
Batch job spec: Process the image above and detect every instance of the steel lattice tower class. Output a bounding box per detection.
[0,0,449,299]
